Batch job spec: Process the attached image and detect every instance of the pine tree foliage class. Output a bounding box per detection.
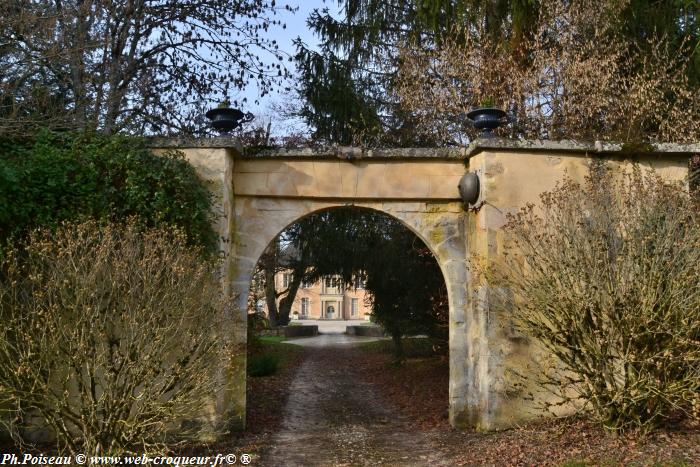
[294,0,539,145]
[295,0,699,146]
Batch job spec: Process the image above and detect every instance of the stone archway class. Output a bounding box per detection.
[230,198,468,429]
[150,139,694,433]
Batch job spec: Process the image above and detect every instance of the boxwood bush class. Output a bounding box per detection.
[248,354,280,377]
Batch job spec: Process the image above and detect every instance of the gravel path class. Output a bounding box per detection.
[261,343,447,467]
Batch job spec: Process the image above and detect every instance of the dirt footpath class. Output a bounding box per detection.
[260,345,450,467]
[250,338,700,467]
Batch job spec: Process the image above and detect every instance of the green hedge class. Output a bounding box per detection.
[0,130,216,252]
[247,354,279,377]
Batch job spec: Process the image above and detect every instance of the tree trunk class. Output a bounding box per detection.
[277,265,305,326]
[264,263,279,328]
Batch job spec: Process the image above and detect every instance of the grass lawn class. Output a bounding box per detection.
[256,335,287,344]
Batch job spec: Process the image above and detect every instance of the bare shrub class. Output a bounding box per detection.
[486,165,700,432]
[0,220,229,455]
[395,0,700,144]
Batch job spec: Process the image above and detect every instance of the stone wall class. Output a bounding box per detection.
[462,141,693,430]
[148,137,697,433]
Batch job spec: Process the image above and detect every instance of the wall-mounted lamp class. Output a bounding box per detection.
[458,172,480,207]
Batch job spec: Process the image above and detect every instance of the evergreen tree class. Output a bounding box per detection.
[294,0,539,145]
[295,0,698,146]
[618,0,699,85]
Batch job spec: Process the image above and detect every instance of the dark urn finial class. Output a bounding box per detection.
[205,107,254,134]
[467,108,507,138]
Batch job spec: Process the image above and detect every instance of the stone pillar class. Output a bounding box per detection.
[398,203,472,430]
[461,150,518,430]
[177,146,244,433]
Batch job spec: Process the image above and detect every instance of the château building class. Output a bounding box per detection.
[267,272,372,320]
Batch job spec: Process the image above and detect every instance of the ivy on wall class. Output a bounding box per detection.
[0,130,216,253]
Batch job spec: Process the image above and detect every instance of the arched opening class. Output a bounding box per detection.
[243,205,452,439]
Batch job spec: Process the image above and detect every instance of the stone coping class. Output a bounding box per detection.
[146,137,466,160]
[345,325,385,337]
[147,136,244,150]
[463,138,700,157]
[146,136,699,159]
[244,146,467,160]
